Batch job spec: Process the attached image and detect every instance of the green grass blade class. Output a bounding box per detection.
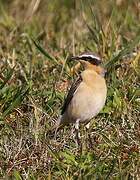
[2,85,29,118]
[105,34,140,70]
[32,38,59,65]
[0,66,15,89]
[13,170,23,180]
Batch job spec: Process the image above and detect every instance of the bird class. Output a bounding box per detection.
[52,52,107,144]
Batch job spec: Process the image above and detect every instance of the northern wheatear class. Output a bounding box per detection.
[54,52,107,140]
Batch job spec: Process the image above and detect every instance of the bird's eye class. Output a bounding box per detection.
[87,58,101,65]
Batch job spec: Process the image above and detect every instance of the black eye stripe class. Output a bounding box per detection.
[79,54,100,60]
[80,57,101,65]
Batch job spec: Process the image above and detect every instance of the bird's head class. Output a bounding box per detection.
[71,52,106,77]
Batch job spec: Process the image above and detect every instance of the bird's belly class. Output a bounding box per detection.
[67,85,106,123]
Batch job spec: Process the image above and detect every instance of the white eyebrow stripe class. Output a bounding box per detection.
[79,54,100,60]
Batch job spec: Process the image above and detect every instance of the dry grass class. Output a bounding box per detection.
[0,0,140,179]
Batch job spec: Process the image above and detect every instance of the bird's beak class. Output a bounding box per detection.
[67,56,80,62]
[70,56,80,61]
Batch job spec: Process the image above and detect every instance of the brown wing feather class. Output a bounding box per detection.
[61,75,82,115]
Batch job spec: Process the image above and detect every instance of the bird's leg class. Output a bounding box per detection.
[85,122,93,149]
[74,119,82,150]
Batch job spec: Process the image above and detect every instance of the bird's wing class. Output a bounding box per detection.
[61,75,82,115]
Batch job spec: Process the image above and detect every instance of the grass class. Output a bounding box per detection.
[0,0,140,179]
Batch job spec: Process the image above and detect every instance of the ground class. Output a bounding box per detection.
[0,0,140,179]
